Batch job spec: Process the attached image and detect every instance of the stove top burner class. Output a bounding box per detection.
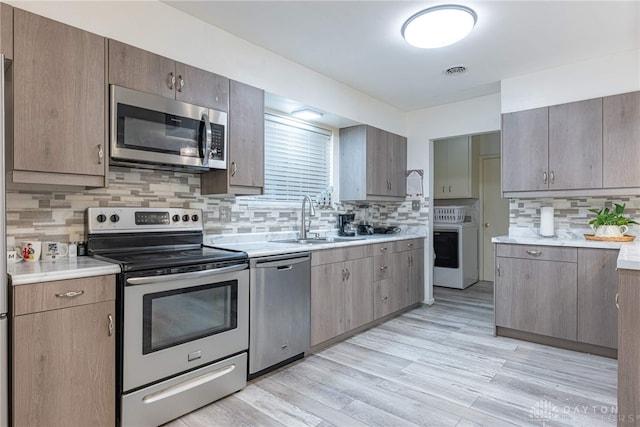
[94,246,247,272]
[85,208,248,272]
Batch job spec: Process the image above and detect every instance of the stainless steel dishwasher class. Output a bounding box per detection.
[249,252,311,378]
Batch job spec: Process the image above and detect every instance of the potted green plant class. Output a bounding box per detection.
[588,203,638,237]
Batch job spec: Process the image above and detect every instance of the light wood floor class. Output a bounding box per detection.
[167,282,617,427]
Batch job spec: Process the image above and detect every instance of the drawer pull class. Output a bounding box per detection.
[407,243,414,248]
[55,290,85,298]
[379,247,388,253]
[526,250,542,257]
[108,314,114,336]
[379,265,388,271]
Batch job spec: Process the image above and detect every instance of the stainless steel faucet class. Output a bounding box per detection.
[300,195,316,240]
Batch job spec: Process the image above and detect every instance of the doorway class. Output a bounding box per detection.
[479,156,509,281]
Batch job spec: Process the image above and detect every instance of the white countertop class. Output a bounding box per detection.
[204,227,426,258]
[492,233,640,271]
[7,228,427,285]
[617,243,640,270]
[8,257,121,286]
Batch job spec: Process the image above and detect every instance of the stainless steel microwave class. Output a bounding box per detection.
[110,85,227,171]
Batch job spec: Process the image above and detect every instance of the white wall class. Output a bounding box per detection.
[406,92,502,187]
[501,49,640,113]
[8,0,406,135]
[405,93,502,304]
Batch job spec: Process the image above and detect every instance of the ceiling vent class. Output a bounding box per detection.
[445,65,467,75]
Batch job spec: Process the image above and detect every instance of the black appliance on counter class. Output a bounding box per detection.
[373,226,401,234]
[337,213,356,236]
[86,207,249,427]
[356,204,373,235]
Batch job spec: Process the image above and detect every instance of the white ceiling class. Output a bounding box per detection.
[165,1,639,113]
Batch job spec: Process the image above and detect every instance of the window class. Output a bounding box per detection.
[262,113,332,201]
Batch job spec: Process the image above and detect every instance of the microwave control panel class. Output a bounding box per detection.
[210,125,224,161]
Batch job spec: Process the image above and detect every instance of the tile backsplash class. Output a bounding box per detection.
[509,195,640,233]
[6,166,429,246]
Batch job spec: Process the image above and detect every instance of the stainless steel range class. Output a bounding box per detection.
[87,207,249,427]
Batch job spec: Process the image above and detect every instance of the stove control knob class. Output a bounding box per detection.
[172,214,180,222]
[191,214,199,222]
[182,214,190,222]
[97,214,107,223]
[110,214,120,223]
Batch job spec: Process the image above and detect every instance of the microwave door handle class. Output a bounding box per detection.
[201,112,212,167]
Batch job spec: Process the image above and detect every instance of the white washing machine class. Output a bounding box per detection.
[433,222,478,289]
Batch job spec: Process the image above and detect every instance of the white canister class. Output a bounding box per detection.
[68,242,78,258]
[540,207,555,237]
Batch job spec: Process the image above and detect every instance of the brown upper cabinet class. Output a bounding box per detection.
[603,91,640,188]
[8,9,107,188]
[0,3,13,59]
[201,80,265,195]
[548,98,602,190]
[108,39,229,112]
[433,136,479,199]
[339,125,407,201]
[502,91,639,197]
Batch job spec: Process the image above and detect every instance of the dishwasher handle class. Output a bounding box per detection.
[252,254,311,269]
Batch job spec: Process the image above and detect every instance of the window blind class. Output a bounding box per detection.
[262,113,332,201]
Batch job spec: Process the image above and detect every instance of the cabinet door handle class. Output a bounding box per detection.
[526,250,543,257]
[448,185,451,192]
[407,243,414,248]
[379,265,388,271]
[543,171,548,184]
[231,161,237,177]
[442,186,445,193]
[379,247,387,253]
[168,72,175,90]
[55,290,84,298]
[496,264,501,277]
[108,314,114,336]
[550,170,556,184]
[97,144,104,164]
[615,293,620,309]
[177,74,184,92]
[341,268,346,281]
[381,296,388,302]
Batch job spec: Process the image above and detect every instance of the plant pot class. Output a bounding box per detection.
[594,225,628,237]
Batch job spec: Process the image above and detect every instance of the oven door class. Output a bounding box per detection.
[122,264,248,391]
[110,85,227,171]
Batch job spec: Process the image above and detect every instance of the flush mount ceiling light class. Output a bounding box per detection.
[401,5,477,49]
[291,108,324,120]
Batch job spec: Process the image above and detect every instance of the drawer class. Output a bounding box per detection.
[372,242,394,256]
[13,275,116,316]
[394,238,424,252]
[496,244,577,263]
[373,254,391,281]
[311,244,373,266]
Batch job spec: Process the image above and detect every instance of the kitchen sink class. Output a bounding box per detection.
[273,237,365,245]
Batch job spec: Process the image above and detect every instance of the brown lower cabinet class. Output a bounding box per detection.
[618,268,640,425]
[11,275,116,427]
[311,239,424,348]
[310,245,374,346]
[495,244,619,354]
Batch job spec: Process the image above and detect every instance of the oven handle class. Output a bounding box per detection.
[141,363,236,405]
[126,264,247,285]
